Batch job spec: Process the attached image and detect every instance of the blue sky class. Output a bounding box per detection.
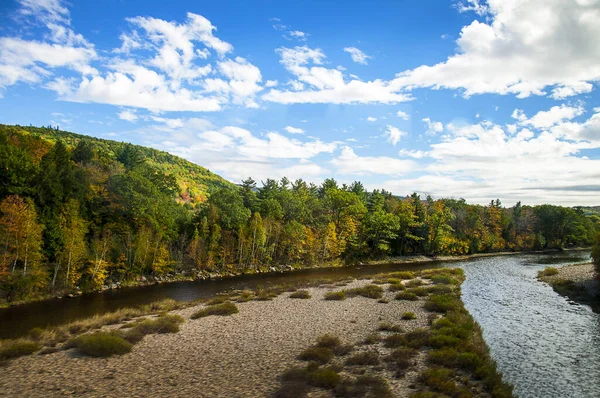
[1,0,599,206]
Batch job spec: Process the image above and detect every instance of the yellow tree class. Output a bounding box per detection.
[0,195,44,275]
[57,199,88,288]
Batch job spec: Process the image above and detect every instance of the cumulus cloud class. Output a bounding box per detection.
[343,47,371,65]
[422,117,443,135]
[396,110,409,120]
[285,126,304,134]
[367,116,377,122]
[118,109,138,122]
[391,0,600,99]
[331,146,413,176]
[516,104,585,129]
[384,125,407,146]
[263,46,411,104]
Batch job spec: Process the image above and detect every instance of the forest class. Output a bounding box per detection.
[1,124,598,304]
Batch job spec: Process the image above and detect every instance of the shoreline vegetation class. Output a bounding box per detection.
[1,247,589,309]
[538,262,599,313]
[0,268,514,397]
[2,124,598,308]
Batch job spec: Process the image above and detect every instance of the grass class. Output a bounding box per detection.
[385,347,417,373]
[406,279,425,288]
[289,290,311,299]
[362,333,381,345]
[298,346,334,364]
[401,312,417,320]
[346,284,384,299]
[0,339,41,360]
[424,294,461,313]
[127,314,184,337]
[402,329,431,349]
[395,291,418,301]
[324,290,347,300]
[383,333,406,348]
[335,375,393,398]
[191,302,239,319]
[71,332,133,357]
[345,351,379,366]
[388,283,406,292]
[378,322,403,333]
[377,297,390,304]
[538,267,560,277]
[407,287,429,297]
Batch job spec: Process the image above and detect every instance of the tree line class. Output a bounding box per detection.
[1,127,598,303]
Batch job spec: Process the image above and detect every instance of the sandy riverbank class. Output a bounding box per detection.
[539,262,599,312]
[0,271,511,398]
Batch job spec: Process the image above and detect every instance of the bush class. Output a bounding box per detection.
[395,291,418,301]
[378,297,390,304]
[345,351,379,366]
[538,267,559,277]
[406,279,425,288]
[388,283,405,292]
[290,290,311,299]
[346,284,384,299]
[424,294,460,313]
[426,285,453,295]
[206,296,230,305]
[592,232,600,273]
[389,271,416,280]
[362,333,381,345]
[324,291,346,300]
[383,334,406,348]
[379,322,403,332]
[431,275,457,285]
[191,302,239,319]
[316,334,341,348]
[129,314,184,335]
[335,375,392,398]
[407,287,429,297]
[298,346,334,364]
[0,339,40,359]
[401,312,416,320]
[386,347,417,372]
[402,329,431,349]
[71,332,132,357]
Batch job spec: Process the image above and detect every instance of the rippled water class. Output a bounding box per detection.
[458,251,600,398]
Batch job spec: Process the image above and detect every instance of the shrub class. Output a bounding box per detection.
[335,375,392,398]
[420,367,460,396]
[307,367,341,389]
[403,329,431,349]
[273,381,309,398]
[383,334,406,348]
[379,322,403,332]
[407,287,429,297]
[71,332,132,357]
[345,351,379,366]
[206,296,230,305]
[406,279,425,288]
[390,271,415,280]
[426,285,453,295]
[0,339,40,359]
[363,333,381,345]
[290,290,311,299]
[386,347,417,372]
[378,297,390,304]
[346,284,384,299]
[298,346,334,364]
[191,302,239,319]
[395,291,418,301]
[538,267,559,277]
[424,294,460,313]
[431,275,457,285]
[324,291,346,300]
[388,283,405,292]
[129,314,184,335]
[401,312,416,320]
[235,290,255,302]
[316,334,341,348]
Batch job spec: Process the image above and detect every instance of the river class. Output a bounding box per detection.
[1,251,597,397]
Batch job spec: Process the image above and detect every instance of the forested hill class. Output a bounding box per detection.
[0,124,233,204]
[0,123,598,305]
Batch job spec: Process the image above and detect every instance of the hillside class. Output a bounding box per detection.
[0,124,233,205]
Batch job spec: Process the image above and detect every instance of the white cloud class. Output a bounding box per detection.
[331,146,413,176]
[422,117,443,135]
[284,126,304,134]
[288,30,309,41]
[455,0,489,16]
[367,116,377,122]
[18,0,70,25]
[391,0,600,99]
[118,109,138,122]
[265,79,278,87]
[343,47,372,65]
[520,104,585,129]
[398,149,429,159]
[263,46,412,104]
[384,125,407,146]
[396,110,409,120]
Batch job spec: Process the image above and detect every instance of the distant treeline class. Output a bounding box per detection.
[1,125,598,303]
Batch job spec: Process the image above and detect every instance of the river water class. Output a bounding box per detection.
[1,251,597,397]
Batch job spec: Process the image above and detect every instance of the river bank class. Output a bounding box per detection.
[2,248,586,309]
[538,262,599,313]
[0,269,513,397]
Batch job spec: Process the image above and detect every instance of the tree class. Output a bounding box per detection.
[56,199,88,288]
[592,232,600,274]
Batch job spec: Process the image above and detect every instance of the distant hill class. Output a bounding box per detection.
[0,124,233,205]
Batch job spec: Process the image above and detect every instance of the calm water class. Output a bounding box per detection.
[1,251,597,397]
[457,251,599,398]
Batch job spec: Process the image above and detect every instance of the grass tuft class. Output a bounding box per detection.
[346,284,384,299]
[0,339,40,360]
[345,350,380,366]
[378,322,403,333]
[289,290,311,299]
[324,290,346,300]
[71,332,132,357]
[191,302,238,319]
[538,267,559,277]
[395,291,418,301]
[401,312,417,320]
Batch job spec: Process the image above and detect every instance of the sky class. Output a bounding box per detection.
[0,0,599,206]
